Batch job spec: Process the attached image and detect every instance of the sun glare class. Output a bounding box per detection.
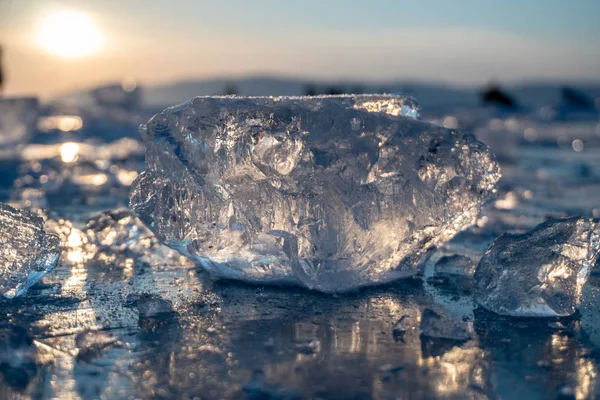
[35,11,103,59]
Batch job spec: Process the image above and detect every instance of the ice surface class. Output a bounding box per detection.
[474,217,600,317]
[0,203,60,298]
[130,95,500,292]
[420,308,474,341]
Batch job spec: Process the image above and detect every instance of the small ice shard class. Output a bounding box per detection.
[474,217,600,317]
[84,209,143,251]
[420,309,474,341]
[130,95,500,292]
[0,203,60,298]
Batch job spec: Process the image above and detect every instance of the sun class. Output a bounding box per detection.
[35,11,103,59]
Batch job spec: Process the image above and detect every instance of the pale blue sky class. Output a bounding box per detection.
[2,0,599,97]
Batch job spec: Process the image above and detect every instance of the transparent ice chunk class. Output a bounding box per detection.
[474,217,600,317]
[0,203,60,298]
[130,95,500,292]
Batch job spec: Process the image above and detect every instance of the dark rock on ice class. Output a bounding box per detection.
[130,95,500,292]
[474,217,600,317]
[481,84,519,110]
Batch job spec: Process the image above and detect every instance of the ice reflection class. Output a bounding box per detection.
[422,346,490,399]
[59,142,80,163]
[190,284,488,399]
[38,116,83,133]
[474,310,598,399]
[65,229,89,264]
[0,254,599,399]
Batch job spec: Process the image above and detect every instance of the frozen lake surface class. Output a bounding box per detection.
[1,91,600,399]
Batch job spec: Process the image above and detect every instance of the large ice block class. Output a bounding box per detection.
[130,95,500,292]
[474,217,600,317]
[0,203,60,298]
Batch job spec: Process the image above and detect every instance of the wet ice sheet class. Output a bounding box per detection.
[2,261,599,400]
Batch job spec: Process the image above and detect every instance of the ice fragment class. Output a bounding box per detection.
[0,203,60,298]
[474,217,600,317]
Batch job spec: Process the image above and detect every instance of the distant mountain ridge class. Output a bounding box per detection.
[141,76,600,109]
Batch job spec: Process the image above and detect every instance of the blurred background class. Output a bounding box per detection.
[1,0,600,105]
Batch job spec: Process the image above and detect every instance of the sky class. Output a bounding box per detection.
[1,0,599,98]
